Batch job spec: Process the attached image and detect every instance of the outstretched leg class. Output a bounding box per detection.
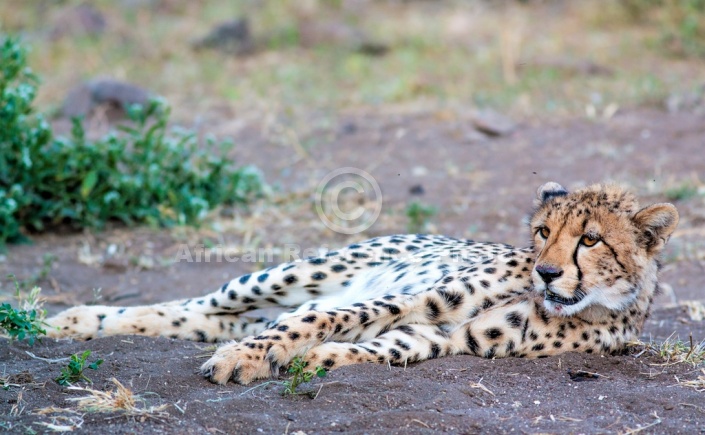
[46,235,426,341]
[46,305,272,342]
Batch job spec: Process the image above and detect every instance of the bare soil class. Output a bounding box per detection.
[2,108,705,434]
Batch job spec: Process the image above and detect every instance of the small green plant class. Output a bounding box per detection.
[0,277,48,345]
[0,36,264,249]
[281,356,327,397]
[406,201,437,234]
[55,350,104,386]
[664,183,700,201]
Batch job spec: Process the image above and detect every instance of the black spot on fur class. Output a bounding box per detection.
[465,330,480,355]
[430,343,441,359]
[505,311,523,328]
[395,339,411,351]
[331,264,347,273]
[398,325,415,335]
[438,290,464,309]
[426,299,441,320]
[283,274,298,285]
[359,311,370,324]
[485,328,503,340]
[302,315,317,323]
[531,343,545,352]
[311,272,328,281]
[257,273,268,283]
[195,330,208,342]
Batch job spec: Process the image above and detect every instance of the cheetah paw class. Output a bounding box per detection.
[200,340,288,385]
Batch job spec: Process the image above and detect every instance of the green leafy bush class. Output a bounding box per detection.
[618,0,705,57]
[0,302,47,345]
[0,278,48,345]
[0,36,264,248]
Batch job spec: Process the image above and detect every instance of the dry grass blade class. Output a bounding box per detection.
[66,378,169,419]
[620,412,662,434]
[469,378,495,396]
[34,415,84,432]
[674,369,705,392]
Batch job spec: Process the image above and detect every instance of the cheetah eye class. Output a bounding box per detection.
[580,234,600,247]
[538,227,550,239]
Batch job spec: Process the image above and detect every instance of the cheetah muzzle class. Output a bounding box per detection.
[46,182,679,385]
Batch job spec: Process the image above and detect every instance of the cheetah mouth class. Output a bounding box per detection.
[544,289,583,306]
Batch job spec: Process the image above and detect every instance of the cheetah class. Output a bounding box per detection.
[47,182,679,385]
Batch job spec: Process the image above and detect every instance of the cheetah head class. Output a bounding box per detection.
[529,182,678,316]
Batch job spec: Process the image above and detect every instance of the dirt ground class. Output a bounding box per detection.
[2,108,705,434]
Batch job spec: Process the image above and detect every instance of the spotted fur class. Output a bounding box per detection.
[47,182,679,385]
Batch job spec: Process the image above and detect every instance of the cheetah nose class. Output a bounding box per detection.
[536,264,563,284]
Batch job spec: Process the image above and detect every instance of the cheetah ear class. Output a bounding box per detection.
[536,182,568,204]
[633,203,679,254]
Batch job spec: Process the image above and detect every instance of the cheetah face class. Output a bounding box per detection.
[529,182,678,316]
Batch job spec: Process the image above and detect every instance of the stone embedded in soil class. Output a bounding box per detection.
[463,128,491,143]
[409,184,425,195]
[471,109,517,137]
[50,4,106,40]
[61,79,151,118]
[191,18,254,56]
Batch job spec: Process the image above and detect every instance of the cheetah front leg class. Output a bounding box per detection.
[301,324,459,371]
[200,293,421,384]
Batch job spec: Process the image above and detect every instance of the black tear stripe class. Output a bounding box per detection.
[600,240,628,272]
[572,242,583,282]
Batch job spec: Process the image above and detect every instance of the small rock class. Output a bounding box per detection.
[50,4,106,40]
[522,57,614,77]
[463,128,490,144]
[102,257,129,273]
[471,110,517,137]
[298,18,388,55]
[340,122,358,135]
[192,18,254,56]
[409,184,425,196]
[665,86,705,113]
[62,79,151,118]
